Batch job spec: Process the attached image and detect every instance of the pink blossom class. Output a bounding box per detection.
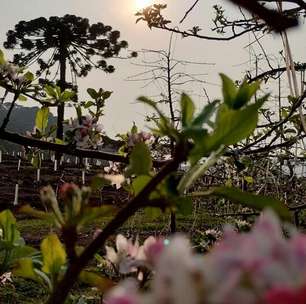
[142,237,164,266]
[105,279,139,304]
[105,235,164,274]
[59,183,79,201]
[67,116,104,148]
[105,234,140,273]
[0,272,12,285]
[264,285,306,304]
[127,131,153,148]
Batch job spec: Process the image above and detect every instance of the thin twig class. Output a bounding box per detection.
[179,0,200,24]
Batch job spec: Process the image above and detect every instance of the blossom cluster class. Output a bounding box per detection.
[0,61,29,89]
[104,161,121,175]
[0,272,12,285]
[105,210,306,304]
[127,131,153,149]
[66,115,104,149]
[104,234,164,275]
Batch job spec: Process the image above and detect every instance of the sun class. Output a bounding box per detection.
[135,0,155,10]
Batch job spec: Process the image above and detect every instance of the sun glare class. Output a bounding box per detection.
[135,0,155,11]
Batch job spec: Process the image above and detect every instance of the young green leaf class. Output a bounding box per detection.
[220,73,237,108]
[61,90,75,102]
[18,95,27,102]
[35,107,49,133]
[131,175,152,196]
[44,85,57,98]
[0,49,5,65]
[138,96,179,139]
[192,100,218,126]
[180,93,195,127]
[79,271,114,292]
[87,88,98,99]
[41,234,66,275]
[234,81,260,109]
[0,210,21,244]
[126,142,152,176]
[13,258,39,281]
[206,97,267,152]
[23,71,34,83]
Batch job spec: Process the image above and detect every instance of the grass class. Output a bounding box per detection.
[16,209,224,246]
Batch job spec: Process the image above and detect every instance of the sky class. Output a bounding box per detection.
[0,0,306,137]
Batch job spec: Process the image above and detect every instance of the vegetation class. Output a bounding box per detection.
[0,1,306,303]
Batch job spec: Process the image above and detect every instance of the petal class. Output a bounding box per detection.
[106,246,118,265]
[116,234,129,253]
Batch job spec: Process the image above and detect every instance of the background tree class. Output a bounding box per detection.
[4,14,135,141]
[128,38,213,232]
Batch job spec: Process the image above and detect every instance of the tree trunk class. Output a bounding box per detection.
[57,42,67,141]
[166,53,176,234]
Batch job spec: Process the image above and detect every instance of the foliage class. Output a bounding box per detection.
[4,14,131,77]
[0,210,36,275]
[0,45,297,304]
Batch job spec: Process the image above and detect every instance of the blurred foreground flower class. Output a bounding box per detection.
[106,210,306,304]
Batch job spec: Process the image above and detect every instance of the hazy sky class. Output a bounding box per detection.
[1,0,306,136]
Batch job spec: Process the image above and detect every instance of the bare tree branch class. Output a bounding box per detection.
[0,129,167,167]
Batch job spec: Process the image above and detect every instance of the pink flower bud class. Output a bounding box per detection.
[59,183,79,201]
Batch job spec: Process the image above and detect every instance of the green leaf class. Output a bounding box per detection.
[31,154,41,169]
[131,175,152,196]
[55,86,61,97]
[176,197,193,216]
[102,91,112,99]
[144,207,162,220]
[79,271,114,292]
[127,143,152,176]
[182,127,208,142]
[23,71,34,83]
[18,95,27,102]
[192,100,218,126]
[18,205,53,222]
[210,187,291,221]
[202,97,267,154]
[189,96,266,163]
[138,96,179,139]
[55,138,64,145]
[84,101,94,109]
[61,90,75,101]
[220,73,237,108]
[13,258,38,281]
[181,147,223,191]
[10,245,37,262]
[87,88,98,99]
[35,107,49,133]
[0,210,21,244]
[45,85,57,98]
[41,234,66,275]
[244,176,254,184]
[234,81,260,109]
[180,93,195,127]
[0,50,5,65]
